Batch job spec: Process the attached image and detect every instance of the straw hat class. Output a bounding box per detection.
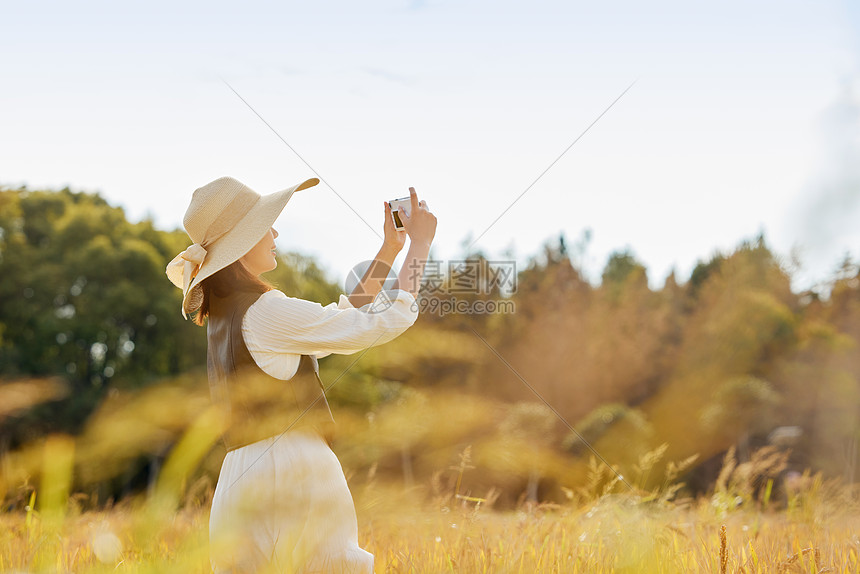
[166,176,319,318]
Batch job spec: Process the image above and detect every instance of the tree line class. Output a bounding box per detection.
[1,184,858,503]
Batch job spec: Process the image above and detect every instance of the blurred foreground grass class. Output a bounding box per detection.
[3,377,860,572]
[3,478,860,573]
[3,383,860,573]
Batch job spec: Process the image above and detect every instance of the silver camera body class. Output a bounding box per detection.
[387,196,411,230]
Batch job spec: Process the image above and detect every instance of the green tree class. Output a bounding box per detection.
[601,249,647,288]
[0,187,205,443]
[0,185,352,446]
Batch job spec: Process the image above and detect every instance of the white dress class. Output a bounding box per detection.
[209,289,418,573]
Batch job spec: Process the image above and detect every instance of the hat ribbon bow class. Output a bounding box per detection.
[166,243,208,297]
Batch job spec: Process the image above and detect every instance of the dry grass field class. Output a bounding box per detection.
[3,467,859,573]
[3,389,859,573]
[2,383,859,573]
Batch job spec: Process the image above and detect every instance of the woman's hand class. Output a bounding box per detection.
[399,187,437,247]
[394,187,437,298]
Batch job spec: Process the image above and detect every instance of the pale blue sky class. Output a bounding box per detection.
[2,0,858,292]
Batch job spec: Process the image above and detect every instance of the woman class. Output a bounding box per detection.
[165,176,436,572]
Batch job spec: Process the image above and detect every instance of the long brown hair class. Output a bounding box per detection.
[192,260,273,326]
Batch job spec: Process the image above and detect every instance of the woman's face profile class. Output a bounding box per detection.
[240,227,279,276]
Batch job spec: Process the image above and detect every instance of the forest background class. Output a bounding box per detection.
[1,183,858,509]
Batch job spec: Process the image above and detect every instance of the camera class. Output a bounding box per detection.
[387,196,411,230]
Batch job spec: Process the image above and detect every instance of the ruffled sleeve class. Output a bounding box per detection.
[242,289,418,379]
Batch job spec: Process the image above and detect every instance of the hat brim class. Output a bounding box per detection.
[181,177,319,314]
